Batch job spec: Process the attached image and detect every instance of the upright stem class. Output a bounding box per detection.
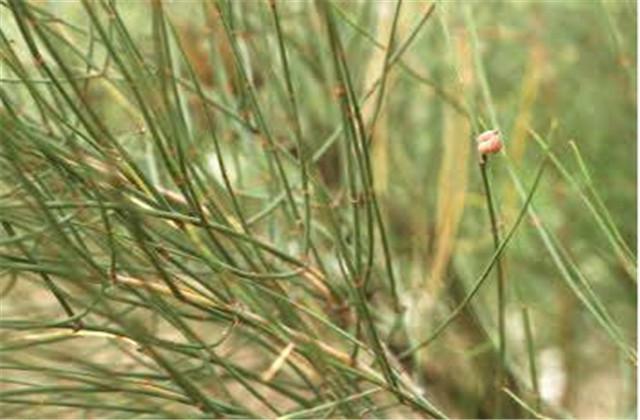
[522,306,541,411]
[479,155,506,417]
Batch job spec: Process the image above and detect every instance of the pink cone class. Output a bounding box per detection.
[476,130,502,155]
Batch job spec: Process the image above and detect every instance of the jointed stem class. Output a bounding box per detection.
[479,155,506,417]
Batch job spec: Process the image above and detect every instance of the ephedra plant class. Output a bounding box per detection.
[0,0,636,418]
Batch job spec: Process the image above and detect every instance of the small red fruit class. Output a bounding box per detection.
[476,129,502,155]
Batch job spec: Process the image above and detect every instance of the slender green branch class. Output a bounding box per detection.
[479,154,507,417]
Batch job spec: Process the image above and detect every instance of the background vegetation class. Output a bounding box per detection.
[0,0,636,418]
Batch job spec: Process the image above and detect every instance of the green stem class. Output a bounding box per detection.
[399,157,547,360]
[479,154,506,417]
[522,306,541,411]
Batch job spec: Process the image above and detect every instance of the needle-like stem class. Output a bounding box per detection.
[479,154,506,417]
